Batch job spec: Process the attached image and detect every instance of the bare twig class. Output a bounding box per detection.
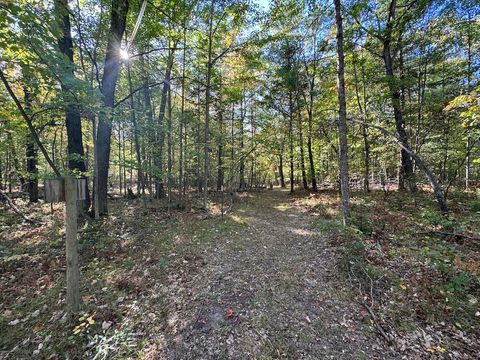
[359,300,394,345]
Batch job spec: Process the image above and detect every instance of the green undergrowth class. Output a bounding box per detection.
[0,196,251,358]
[309,189,480,340]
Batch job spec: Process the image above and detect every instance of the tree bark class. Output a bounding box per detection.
[382,0,416,193]
[203,2,214,208]
[278,154,285,188]
[217,107,224,191]
[297,96,308,190]
[179,20,187,203]
[334,0,350,224]
[288,91,294,194]
[96,0,129,215]
[155,46,175,198]
[239,96,246,190]
[64,177,79,313]
[306,109,317,191]
[54,0,89,211]
[126,64,143,195]
[352,52,370,192]
[23,87,38,203]
[25,135,38,203]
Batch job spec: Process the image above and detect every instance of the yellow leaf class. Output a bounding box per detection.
[87,316,95,325]
[437,346,446,353]
[400,284,407,290]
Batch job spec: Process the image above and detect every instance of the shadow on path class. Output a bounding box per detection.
[152,189,394,359]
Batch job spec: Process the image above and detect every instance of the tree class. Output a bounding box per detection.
[334,0,351,224]
[96,0,129,215]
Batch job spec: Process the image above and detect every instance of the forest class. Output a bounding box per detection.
[0,0,479,358]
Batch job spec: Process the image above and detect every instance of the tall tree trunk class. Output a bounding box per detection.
[25,135,38,203]
[239,96,246,190]
[279,153,285,188]
[352,52,370,192]
[126,64,143,195]
[96,0,129,215]
[179,20,187,203]
[54,0,90,210]
[288,91,294,194]
[203,2,214,209]
[155,46,175,198]
[465,10,473,190]
[383,46,416,192]
[142,58,154,195]
[334,0,350,224]
[306,108,317,191]
[230,102,235,191]
[196,86,203,193]
[249,102,256,188]
[167,88,173,210]
[297,96,308,190]
[118,126,122,195]
[217,108,224,191]
[23,87,38,203]
[382,0,416,193]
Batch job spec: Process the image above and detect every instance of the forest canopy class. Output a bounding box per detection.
[0,0,478,213]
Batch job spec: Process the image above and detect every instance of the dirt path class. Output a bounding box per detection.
[152,189,394,359]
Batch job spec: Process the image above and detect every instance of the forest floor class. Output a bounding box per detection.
[0,188,479,359]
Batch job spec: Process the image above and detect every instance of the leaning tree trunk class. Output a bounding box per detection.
[352,120,449,214]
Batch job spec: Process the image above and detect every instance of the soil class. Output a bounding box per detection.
[149,189,394,359]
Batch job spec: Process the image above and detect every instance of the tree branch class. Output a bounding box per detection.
[0,70,61,177]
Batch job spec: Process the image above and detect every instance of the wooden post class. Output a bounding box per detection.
[65,176,80,313]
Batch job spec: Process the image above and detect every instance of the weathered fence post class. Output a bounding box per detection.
[45,177,84,313]
[65,177,80,313]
